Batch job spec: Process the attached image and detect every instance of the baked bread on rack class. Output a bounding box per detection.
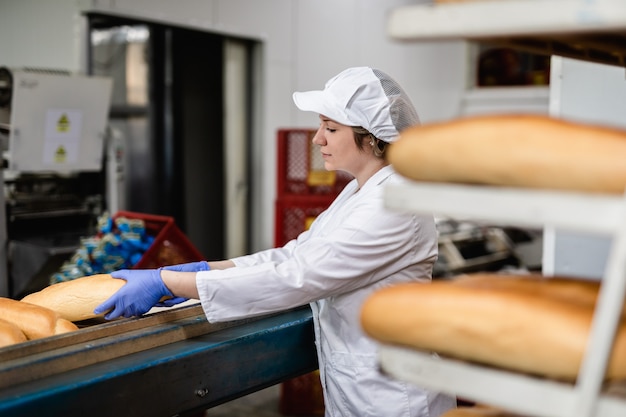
[440,406,527,417]
[388,114,626,194]
[361,273,626,381]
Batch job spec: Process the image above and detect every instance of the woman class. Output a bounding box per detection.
[95,67,456,416]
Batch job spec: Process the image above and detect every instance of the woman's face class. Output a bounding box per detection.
[313,115,368,176]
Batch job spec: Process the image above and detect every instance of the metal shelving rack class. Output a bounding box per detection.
[381,184,626,417]
[379,1,626,416]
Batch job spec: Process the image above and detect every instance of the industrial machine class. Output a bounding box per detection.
[0,67,113,297]
[433,218,542,278]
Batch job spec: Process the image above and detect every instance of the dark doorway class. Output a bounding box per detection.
[86,13,254,260]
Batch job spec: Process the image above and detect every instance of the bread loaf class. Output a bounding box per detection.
[360,274,626,381]
[0,297,78,340]
[55,318,81,335]
[441,407,525,417]
[0,317,27,347]
[451,273,621,314]
[388,114,626,194]
[21,274,125,322]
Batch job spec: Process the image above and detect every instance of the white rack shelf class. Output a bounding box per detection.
[382,183,626,417]
[378,345,626,417]
[385,183,624,235]
[388,0,626,67]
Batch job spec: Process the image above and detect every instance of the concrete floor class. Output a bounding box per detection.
[205,383,323,417]
[205,385,284,417]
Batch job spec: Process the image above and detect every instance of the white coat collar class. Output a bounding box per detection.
[358,164,395,192]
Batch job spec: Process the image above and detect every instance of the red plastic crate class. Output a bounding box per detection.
[277,129,352,196]
[279,370,325,416]
[112,211,204,269]
[274,196,334,247]
[274,197,331,412]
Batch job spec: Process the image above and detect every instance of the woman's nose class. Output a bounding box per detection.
[312,128,325,145]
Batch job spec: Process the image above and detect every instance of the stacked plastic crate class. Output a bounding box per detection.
[275,129,351,416]
[274,129,352,247]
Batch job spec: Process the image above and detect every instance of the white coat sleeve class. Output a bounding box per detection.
[196,190,436,323]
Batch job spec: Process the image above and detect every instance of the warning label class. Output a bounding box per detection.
[57,114,70,132]
[54,145,67,163]
[44,108,83,165]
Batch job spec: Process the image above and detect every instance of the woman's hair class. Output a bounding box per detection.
[352,126,387,159]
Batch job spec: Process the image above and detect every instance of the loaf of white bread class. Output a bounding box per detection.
[440,406,527,417]
[387,114,626,194]
[360,273,626,381]
[0,274,126,348]
[0,297,78,343]
[0,317,27,348]
[21,273,125,322]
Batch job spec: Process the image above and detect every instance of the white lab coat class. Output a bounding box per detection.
[196,165,456,416]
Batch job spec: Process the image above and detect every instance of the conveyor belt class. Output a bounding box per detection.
[0,305,317,417]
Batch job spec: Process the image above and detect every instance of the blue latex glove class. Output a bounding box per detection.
[94,268,172,320]
[161,261,210,273]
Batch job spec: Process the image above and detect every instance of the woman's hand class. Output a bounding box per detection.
[94,269,173,319]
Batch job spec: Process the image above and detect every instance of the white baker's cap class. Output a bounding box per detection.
[292,67,420,143]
